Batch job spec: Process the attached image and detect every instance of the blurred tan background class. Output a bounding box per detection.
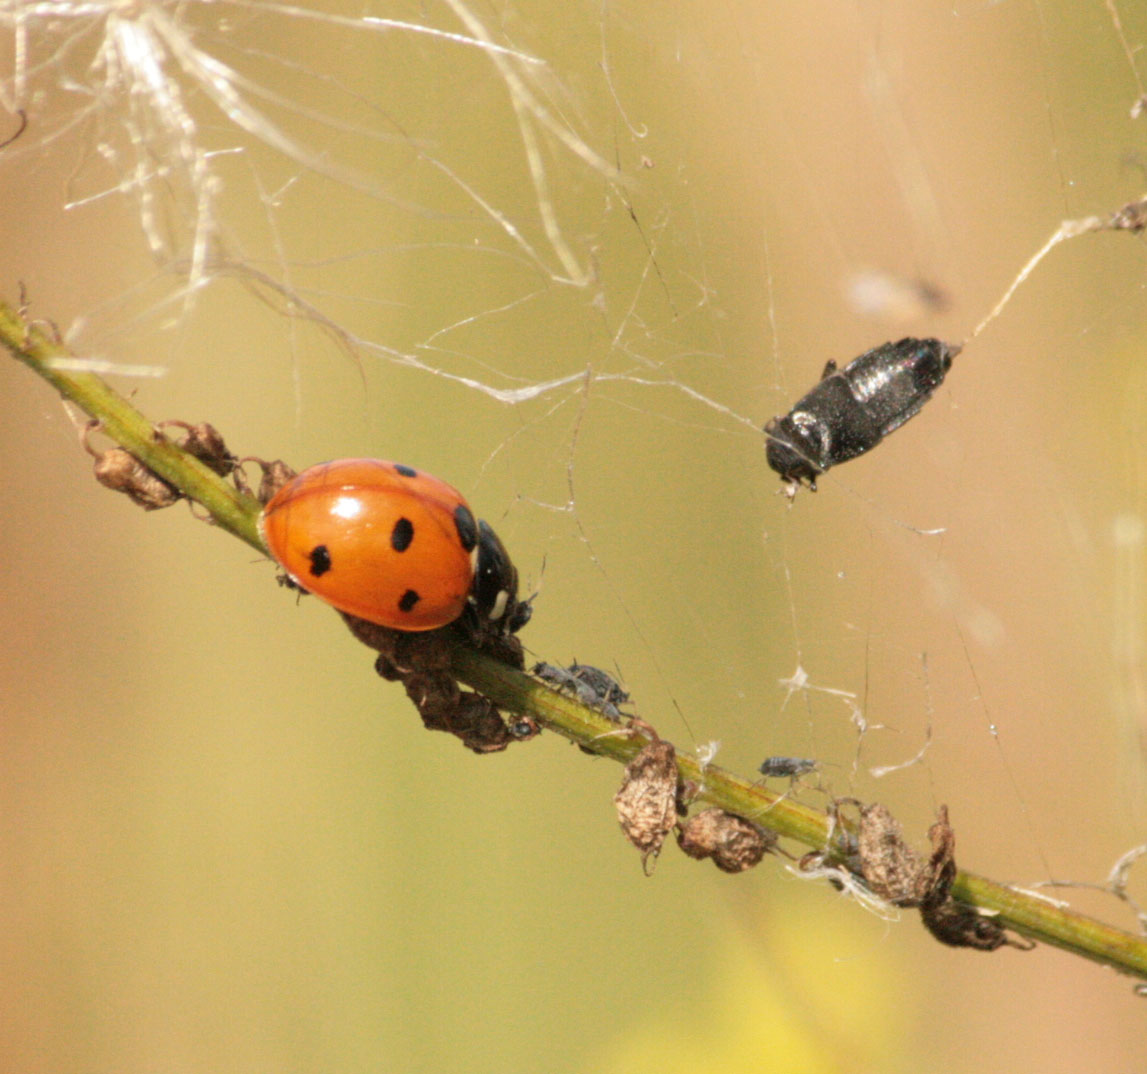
[2,1,1146,1070]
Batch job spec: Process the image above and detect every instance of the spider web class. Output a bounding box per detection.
[2,0,1146,1068]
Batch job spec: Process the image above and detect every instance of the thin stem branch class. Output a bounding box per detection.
[0,301,264,550]
[5,295,1147,985]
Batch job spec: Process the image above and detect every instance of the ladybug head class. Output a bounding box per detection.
[470,519,532,634]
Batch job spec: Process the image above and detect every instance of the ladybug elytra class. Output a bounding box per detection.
[260,458,527,634]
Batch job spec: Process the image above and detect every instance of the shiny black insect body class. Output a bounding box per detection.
[469,519,532,634]
[764,337,960,489]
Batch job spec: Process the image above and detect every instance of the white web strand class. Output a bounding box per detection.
[0,1,617,293]
[4,0,1145,934]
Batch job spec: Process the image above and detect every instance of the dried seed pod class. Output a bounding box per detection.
[240,457,297,504]
[358,617,523,753]
[445,693,516,754]
[920,899,1036,952]
[93,449,182,510]
[913,807,1033,952]
[677,808,778,873]
[918,805,957,909]
[614,735,678,874]
[159,420,237,477]
[843,801,957,909]
[853,802,924,907]
[83,423,180,510]
[406,670,514,754]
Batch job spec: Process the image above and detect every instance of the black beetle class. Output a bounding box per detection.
[764,337,960,489]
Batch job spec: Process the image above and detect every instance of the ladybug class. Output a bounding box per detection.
[259,457,529,634]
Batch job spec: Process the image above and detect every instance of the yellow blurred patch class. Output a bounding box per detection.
[594,894,912,1073]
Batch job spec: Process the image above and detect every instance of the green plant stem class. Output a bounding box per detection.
[0,301,264,550]
[5,295,1147,985]
[454,649,1147,980]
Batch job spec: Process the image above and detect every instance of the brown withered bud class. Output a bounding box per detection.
[473,628,525,670]
[914,807,1033,952]
[403,670,461,719]
[356,614,524,754]
[83,424,180,510]
[920,899,1036,952]
[393,630,454,673]
[853,802,923,907]
[918,805,958,909]
[403,669,513,753]
[346,615,405,666]
[240,457,297,504]
[392,648,526,754]
[677,808,778,873]
[93,448,182,510]
[843,802,1031,952]
[347,614,451,673]
[441,693,515,754]
[847,801,956,909]
[159,421,237,477]
[373,653,405,683]
[614,733,678,875]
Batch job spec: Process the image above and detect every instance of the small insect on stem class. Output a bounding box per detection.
[533,661,630,721]
[764,337,960,490]
[757,756,818,780]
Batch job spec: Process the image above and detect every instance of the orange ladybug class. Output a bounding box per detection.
[259,458,479,631]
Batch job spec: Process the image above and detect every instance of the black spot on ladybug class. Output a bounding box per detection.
[398,589,421,613]
[393,463,418,478]
[391,517,414,552]
[454,504,478,552]
[308,544,332,576]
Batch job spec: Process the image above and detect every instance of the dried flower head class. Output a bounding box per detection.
[677,808,778,873]
[614,734,678,874]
